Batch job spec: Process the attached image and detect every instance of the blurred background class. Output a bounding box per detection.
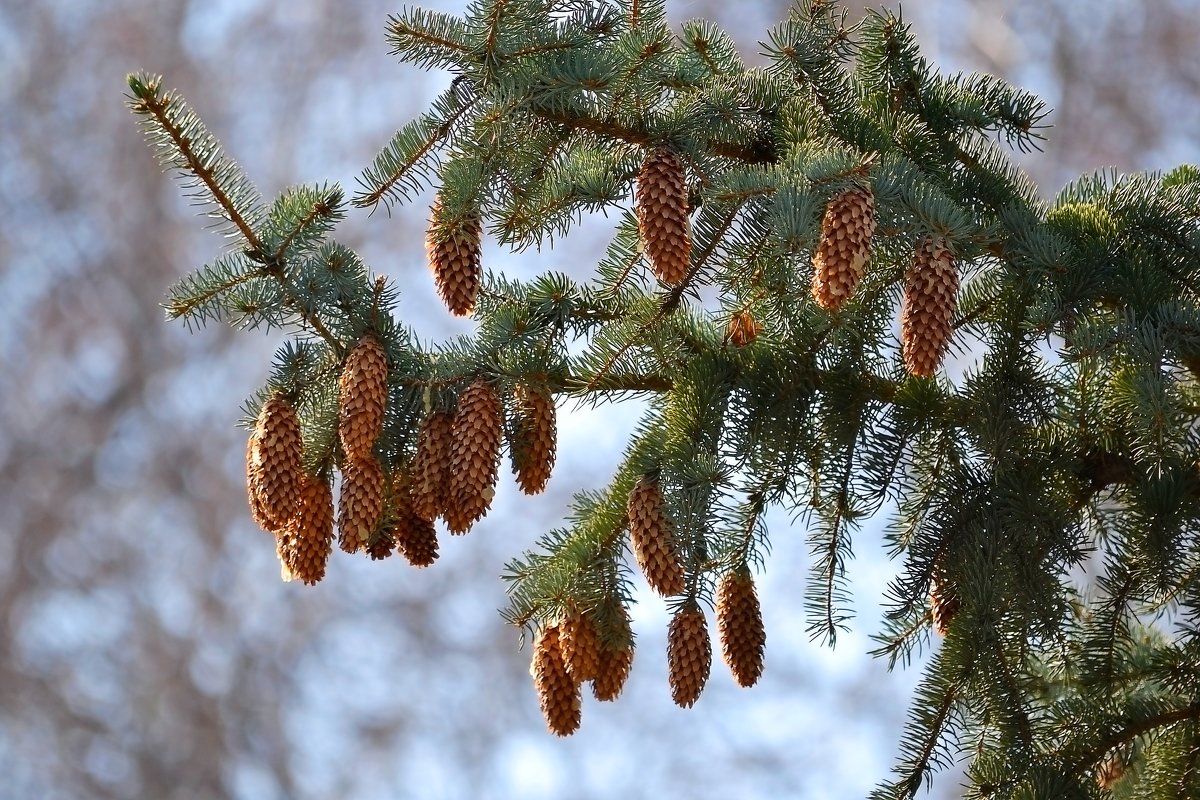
[2,1,1198,798]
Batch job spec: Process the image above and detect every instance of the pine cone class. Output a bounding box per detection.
[512,385,556,495]
[248,394,304,531]
[627,475,685,596]
[667,602,711,708]
[559,607,601,683]
[811,184,877,311]
[592,605,635,702]
[531,624,581,737]
[636,146,692,286]
[338,334,389,461]
[277,472,335,585]
[901,236,958,377]
[716,569,766,688]
[725,310,763,348]
[411,409,454,522]
[426,193,482,317]
[1095,752,1126,791]
[366,528,395,560]
[929,573,960,636]
[337,455,385,553]
[391,471,439,568]
[445,378,502,534]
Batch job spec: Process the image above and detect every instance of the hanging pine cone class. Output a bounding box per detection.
[559,607,601,683]
[444,378,502,534]
[725,310,763,348]
[512,385,556,495]
[531,624,581,737]
[901,236,959,377]
[636,146,692,286]
[391,470,439,568]
[811,184,877,311]
[277,472,335,585]
[337,455,385,553]
[338,334,389,461]
[247,394,304,532]
[929,573,960,636]
[716,569,766,688]
[411,408,454,522]
[627,474,685,597]
[366,528,395,560]
[426,193,483,317]
[667,602,712,708]
[592,605,635,702]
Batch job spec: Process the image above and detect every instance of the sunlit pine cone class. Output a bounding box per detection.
[338,334,389,461]
[929,573,960,636]
[391,470,439,568]
[592,605,635,702]
[559,607,601,683]
[636,146,692,286]
[444,379,502,534]
[810,184,876,311]
[337,455,385,553]
[531,624,581,737]
[411,409,453,522]
[901,236,959,377]
[716,569,766,688]
[277,472,335,585]
[512,385,556,495]
[627,475,685,597]
[724,310,763,348]
[246,435,280,534]
[667,602,711,708]
[248,394,304,531]
[426,193,482,317]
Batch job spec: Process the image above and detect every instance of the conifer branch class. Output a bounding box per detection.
[1067,703,1200,778]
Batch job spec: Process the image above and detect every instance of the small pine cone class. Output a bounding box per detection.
[531,624,582,737]
[248,395,304,531]
[636,146,692,286]
[337,456,385,553]
[1095,752,1126,791]
[277,473,335,585]
[338,335,389,460]
[667,602,712,708]
[367,529,395,560]
[929,573,960,636]
[411,409,454,522]
[512,386,556,495]
[627,475,685,597]
[716,569,766,688]
[725,310,763,348]
[592,606,635,703]
[811,184,877,311]
[559,608,602,683]
[444,379,502,534]
[426,194,482,317]
[391,471,439,568]
[901,236,959,377]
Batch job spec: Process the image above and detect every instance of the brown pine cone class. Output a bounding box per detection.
[338,334,389,461]
[277,472,335,585]
[444,378,502,534]
[559,607,601,683]
[411,409,454,522]
[811,184,876,311]
[592,605,635,702]
[248,394,304,531]
[337,455,385,553]
[724,310,763,348]
[627,475,685,597]
[512,385,556,495]
[426,193,482,317]
[531,624,582,737]
[667,602,711,708]
[901,236,959,377]
[366,529,395,560]
[716,569,766,687]
[636,146,692,286]
[391,471,439,568]
[1095,751,1126,791]
[929,573,960,636]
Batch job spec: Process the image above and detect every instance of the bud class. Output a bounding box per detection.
[337,455,385,553]
[338,334,389,461]
[411,409,454,522]
[277,472,335,585]
[716,569,766,687]
[901,236,958,377]
[248,394,304,532]
[627,475,685,597]
[667,602,711,708]
[512,385,556,495]
[531,624,582,736]
[636,146,692,286]
[444,379,502,534]
[811,184,876,311]
[426,193,483,317]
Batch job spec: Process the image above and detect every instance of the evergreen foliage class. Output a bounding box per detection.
[127,2,1200,795]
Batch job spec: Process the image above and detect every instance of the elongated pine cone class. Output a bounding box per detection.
[559,608,601,683]
[338,334,388,460]
[426,194,482,317]
[411,409,454,522]
[277,473,334,585]
[636,146,692,286]
[929,573,960,636]
[248,394,304,531]
[901,236,958,377]
[592,606,635,702]
[337,456,385,553]
[667,603,711,708]
[512,386,556,495]
[390,471,439,567]
[716,570,766,687]
[627,475,685,596]
[811,184,876,311]
[445,379,502,534]
[531,624,581,737]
